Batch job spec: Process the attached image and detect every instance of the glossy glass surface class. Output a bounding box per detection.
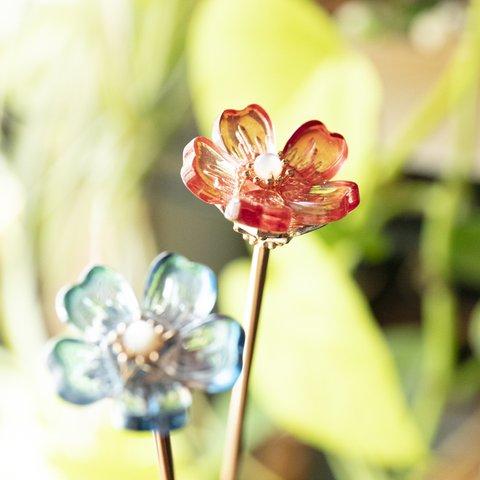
[181,104,360,236]
[282,120,347,183]
[143,253,217,323]
[182,137,240,204]
[161,314,245,394]
[47,338,119,405]
[288,181,360,226]
[118,379,192,432]
[48,254,244,432]
[60,266,139,336]
[214,103,275,161]
[225,188,292,233]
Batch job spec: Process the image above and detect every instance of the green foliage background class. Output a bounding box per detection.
[0,0,479,479]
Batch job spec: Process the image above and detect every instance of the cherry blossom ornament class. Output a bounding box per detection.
[181,104,359,247]
[46,253,245,479]
[181,105,360,480]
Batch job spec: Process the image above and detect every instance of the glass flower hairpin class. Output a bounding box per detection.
[181,103,359,249]
[180,104,360,480]
[46,253,245,480]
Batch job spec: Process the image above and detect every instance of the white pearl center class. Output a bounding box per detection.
[253,153,283,181]
[122,321,157,355]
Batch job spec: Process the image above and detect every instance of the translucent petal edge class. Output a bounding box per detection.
[181,136,236,205]
[179,314,245,394]
[290,180,360,227]
[282,120,348,181]
[213,103,275,150]
[143,252,218,316]
[205,318,245,394]
[45,337,108,406]
[56,265,116,323]
[57,264,139,329]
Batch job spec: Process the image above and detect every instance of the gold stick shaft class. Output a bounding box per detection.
[221,243,270,480]
[153,431,175,480]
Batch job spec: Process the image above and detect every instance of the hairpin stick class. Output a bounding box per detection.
[153,431,175,480]
[221,242,269,480]
[181,104,360,479]
[46,253,245,480]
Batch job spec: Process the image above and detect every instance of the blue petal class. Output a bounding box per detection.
[143,253,217,323]
[47,338,119,405]
[163,314,245,394]
[59,265,140,336]
[116,379,192,432]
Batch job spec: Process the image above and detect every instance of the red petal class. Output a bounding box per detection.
[181,137,241,205]
[287,181,359,228]
[282,120,347,183]
[213,104,275,162]
[223,186,292,234]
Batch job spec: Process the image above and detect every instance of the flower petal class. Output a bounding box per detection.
[287,180,359,227]
[214,104,275,162]
[58,266,140,336]
[162,314,244,394]
[181,136,241,205]
[143,253,217,323]
[282,120,348,183]
[223,187,292,234]
[47,338,118,405]
[118,380,192,432]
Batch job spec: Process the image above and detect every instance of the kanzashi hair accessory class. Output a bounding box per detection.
[47,253,245,480]
[181,104,359,479]
[181,103,359,248]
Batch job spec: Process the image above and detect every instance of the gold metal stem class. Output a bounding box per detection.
[221,243,270,480]
[153,431,175,480]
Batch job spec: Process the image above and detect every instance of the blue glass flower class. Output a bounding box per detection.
[47,253,245,432]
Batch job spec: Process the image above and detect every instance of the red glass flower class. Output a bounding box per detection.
[181,104,359,241]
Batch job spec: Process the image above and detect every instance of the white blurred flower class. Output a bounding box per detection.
[335,1,374,39]
[410,1,466,54]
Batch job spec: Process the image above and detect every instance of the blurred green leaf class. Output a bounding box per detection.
[450,357,480,405]
[50,428,158,480]
[220,236,426,467]
[0,0,193,333]
[452,215,480,289]
[328,455,391,480]
[42,393,205,480]
[0,158,45,365]
[412,283,456,441]
[385,325,422,400]
[187,0,382,202]
[44,390,282,480]
[469,302,480,358]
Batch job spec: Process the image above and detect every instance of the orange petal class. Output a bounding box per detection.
[282,120,348,183]
[181,137,241,205]
[214,104,275,162]
[287,180,359,227]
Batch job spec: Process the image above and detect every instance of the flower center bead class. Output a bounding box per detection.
[122,321,158,355]
[253,153,284,182]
